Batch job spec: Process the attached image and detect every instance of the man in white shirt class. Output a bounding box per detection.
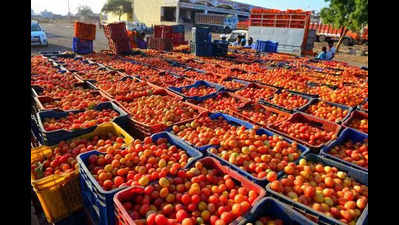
[326,41,336,60]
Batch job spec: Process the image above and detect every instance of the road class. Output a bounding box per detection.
[31,22,109,55]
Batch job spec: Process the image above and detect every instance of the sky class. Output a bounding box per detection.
[31,0,329,15]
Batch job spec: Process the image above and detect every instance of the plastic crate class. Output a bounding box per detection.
[78,132,203,225]
[321,128,368,172]
[74,21,96,41]
[229,102,291,128]
[168,80,225,101]
[297,99,354,124]
[357,98,368,113]
[31,146,83,223]
[266,153,368,225]
[260,89,315,113]
[191,27,211,43]
[117,91,206,135]
[235,82,280,102]
[113,156,266,225]
[267,112,342,150]
[33,90,113,111]
[205,127,310,187]
[255,40,278,53]
[72,37,94,55]
[342,110,368,135]
[237,197,317,225]
[36,101,129,146]
[220,78,251,92]
[54,210,89,225]
[167,112,255,151]
[190,41,214,57]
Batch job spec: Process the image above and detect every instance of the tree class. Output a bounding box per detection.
[101,0,132,21]
[76,5,94,18]
[320,0,368,51]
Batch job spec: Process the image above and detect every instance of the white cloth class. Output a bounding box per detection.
[326,47,336,60]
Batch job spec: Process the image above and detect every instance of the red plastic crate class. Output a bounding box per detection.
[229,102,291,128]
[267,112,342,150]
[113,157,266,225]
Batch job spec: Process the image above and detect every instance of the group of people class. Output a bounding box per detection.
[225,35,255,49]
[316,41,336,60]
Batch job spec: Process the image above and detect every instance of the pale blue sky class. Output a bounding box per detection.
[31,0,329,15]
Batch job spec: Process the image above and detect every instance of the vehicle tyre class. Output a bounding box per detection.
[224,27,232,34]
[319,35,326,42]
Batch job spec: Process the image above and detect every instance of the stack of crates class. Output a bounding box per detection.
[104,22,130,55]
[191,27,213,57]
[147,37,173,51]
[73,22,96,54]
[212,40,228,56]
[171,24,186,46]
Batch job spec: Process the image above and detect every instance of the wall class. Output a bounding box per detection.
[106,12,132,23]
[133,0,165,26]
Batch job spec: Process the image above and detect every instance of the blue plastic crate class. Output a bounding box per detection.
[192,27,211,43]
[297,99,354,124]
[72,37,93,55]
[321,128,368,172]
[36,101,129,146]
[168,80,225,101]
[190,41,214,57]
[260,89,316,113]
[78,132,203,225]
[256,40,279,53]
[205,127,310,187]
[266,153,368,225]
[238,197,317,225]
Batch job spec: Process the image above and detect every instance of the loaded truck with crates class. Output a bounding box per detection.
[310,23,368,46]
[248,8,313,56]
[194,13,238,34]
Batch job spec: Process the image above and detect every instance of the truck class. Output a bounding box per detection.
[194,13,238,34]
[310,23,368,46]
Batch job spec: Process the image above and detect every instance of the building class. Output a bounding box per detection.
[105,12,133,24]
[132,0,261,27]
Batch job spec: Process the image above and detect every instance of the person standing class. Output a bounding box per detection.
[326,41,336,60]
[245,37,256,49]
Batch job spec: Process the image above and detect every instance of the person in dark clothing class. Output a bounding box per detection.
[136,32,147,49]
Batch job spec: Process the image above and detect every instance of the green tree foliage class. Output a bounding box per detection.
[76,5,95,18]
[101,0,132,21]
[320,0,368,32]
[320,0,368,50]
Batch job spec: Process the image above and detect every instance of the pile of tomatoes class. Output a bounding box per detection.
[235,86,277,101]
[43,108,119,131]
[328,139,368,169]
[347,118,368,134]
[193,93,248,112]
[272,120,336,146]
[235,105,289,127]
[304,101,350,123]
[270,158,368,224]
[121,95,201,126]
[181,85,217,97]
[119,160,260,225]
[206,126,302,181]
[87,136,193,191]
[42,91,109,111]
[268,91,309,110]
[31,133,125,179]
[97,78,156,101]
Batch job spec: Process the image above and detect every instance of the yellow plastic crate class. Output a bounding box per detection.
[31,122,134,223]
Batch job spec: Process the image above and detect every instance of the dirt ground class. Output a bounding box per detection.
[31,21,368,67]
[313,42,368,67]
